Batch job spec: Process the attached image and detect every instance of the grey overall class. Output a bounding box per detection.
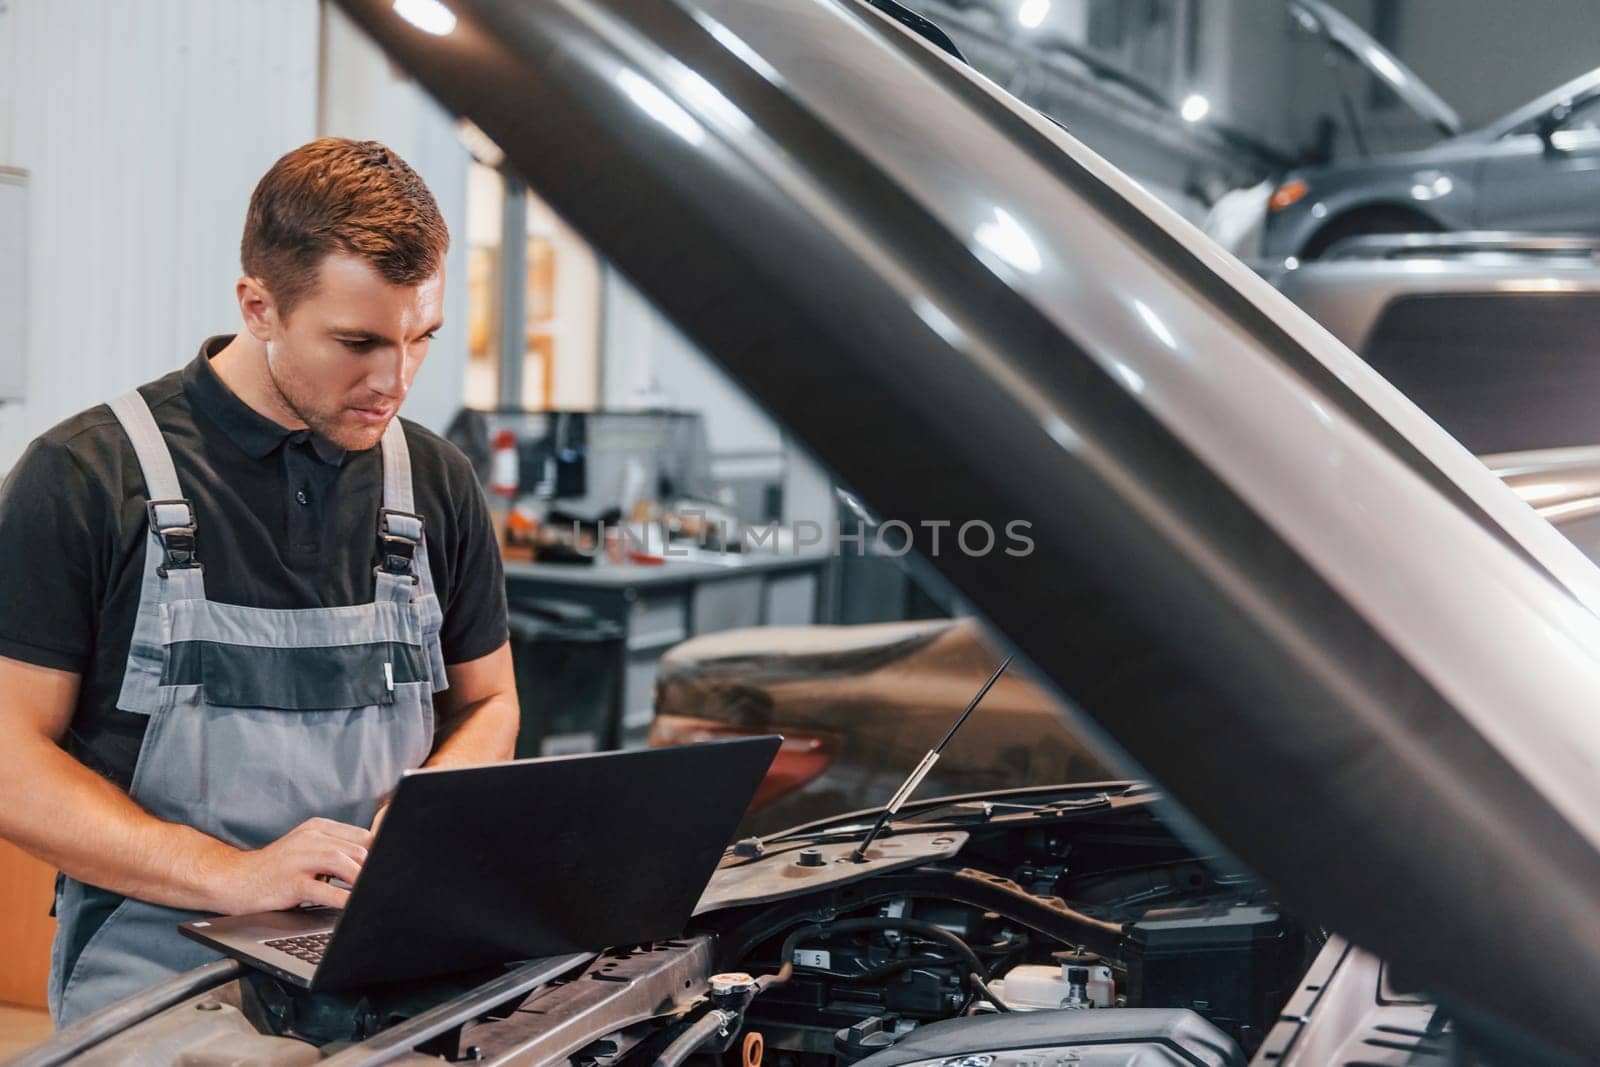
[48,391,448,1025]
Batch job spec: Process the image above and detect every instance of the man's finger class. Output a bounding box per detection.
[318,839,369,866]
[308,819,373,847]
[318,846,363,886]
[301,877,352,911]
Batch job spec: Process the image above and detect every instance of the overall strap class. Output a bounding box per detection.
[380,416,417,514]
[379,418,449,691]
[107,391,202,578]
[107,390,205,715]
[378,418,424,575]
[107,392,182,500]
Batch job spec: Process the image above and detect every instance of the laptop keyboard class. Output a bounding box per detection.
[264,931,333,965]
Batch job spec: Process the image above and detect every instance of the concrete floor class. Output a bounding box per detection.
[0,1003,52,1058]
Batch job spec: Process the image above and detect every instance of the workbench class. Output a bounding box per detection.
[503,549,834,750]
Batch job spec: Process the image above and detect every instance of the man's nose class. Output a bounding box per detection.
[370,345,415,400]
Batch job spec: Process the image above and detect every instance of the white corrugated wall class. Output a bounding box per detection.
[0,0,320,471]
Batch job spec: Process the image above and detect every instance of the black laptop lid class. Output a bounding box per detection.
[314,736,780,989]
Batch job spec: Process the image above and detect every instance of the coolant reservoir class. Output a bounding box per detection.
[990,952,1114,1011]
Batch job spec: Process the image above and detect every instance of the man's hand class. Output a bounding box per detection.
[0,648,509,918]
[200,817,371,914]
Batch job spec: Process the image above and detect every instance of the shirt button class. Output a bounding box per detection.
[296,489,309,506]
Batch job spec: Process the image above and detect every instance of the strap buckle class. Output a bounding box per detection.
[377,508,423,582]
[146,499,201,577]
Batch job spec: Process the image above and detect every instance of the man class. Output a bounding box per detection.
[0,138,518,1025]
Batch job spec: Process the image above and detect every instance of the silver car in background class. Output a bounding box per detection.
[1273,231,1600,562]
[1263,53,1600,261]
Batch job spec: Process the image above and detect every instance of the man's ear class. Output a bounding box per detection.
[237,276,279,341]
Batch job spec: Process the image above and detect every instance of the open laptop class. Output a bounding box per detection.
[180,736,780,990]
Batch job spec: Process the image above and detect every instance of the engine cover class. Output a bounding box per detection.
[848,1009,1243,1067]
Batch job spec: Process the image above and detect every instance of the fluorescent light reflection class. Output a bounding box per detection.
[912,297,965,347]
[700,19,782,83]
[616,69,704,146]
[393,0,456,36]
[1366,48,1405,87]
[1042,415,1082,450]
[1132,299,1177,350]
[1110,360,1146,394]
[975,207,1043,274]
[678,69,753,135]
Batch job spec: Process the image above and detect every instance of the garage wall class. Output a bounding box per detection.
[1388,0,1597,130]
[0,0,321,473]
[1191,0,1293,149]
[601,268,780,457]
[600,268,837,532]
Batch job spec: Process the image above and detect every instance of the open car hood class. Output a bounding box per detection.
[1289,0,1462,137]
[1481,65,1600,139]
[337,0,1600,1055]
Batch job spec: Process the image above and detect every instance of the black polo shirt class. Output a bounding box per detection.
[0,336,508,788]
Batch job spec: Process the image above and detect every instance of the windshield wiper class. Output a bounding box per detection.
[748,785,1134,852]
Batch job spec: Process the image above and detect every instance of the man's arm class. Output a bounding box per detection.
[425,640,520,769]
[0,655,370,914]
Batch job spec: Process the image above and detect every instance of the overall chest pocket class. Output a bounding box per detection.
[162,641,429,709]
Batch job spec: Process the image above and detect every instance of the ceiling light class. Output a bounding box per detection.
[1017,0,1050,30]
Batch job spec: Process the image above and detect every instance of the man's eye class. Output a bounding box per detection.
[340,338,377,352]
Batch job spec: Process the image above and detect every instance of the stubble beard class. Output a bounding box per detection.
[264,343,390,452]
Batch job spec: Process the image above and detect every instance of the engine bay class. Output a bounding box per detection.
[686,786,1318,1067]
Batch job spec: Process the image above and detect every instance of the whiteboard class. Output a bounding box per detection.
[0,167,25,402]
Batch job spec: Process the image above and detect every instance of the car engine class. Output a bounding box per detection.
[677,786,1319,1067]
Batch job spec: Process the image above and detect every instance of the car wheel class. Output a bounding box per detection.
[1300,206,1443,259]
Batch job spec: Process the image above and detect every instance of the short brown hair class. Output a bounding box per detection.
[241,138,448,315]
